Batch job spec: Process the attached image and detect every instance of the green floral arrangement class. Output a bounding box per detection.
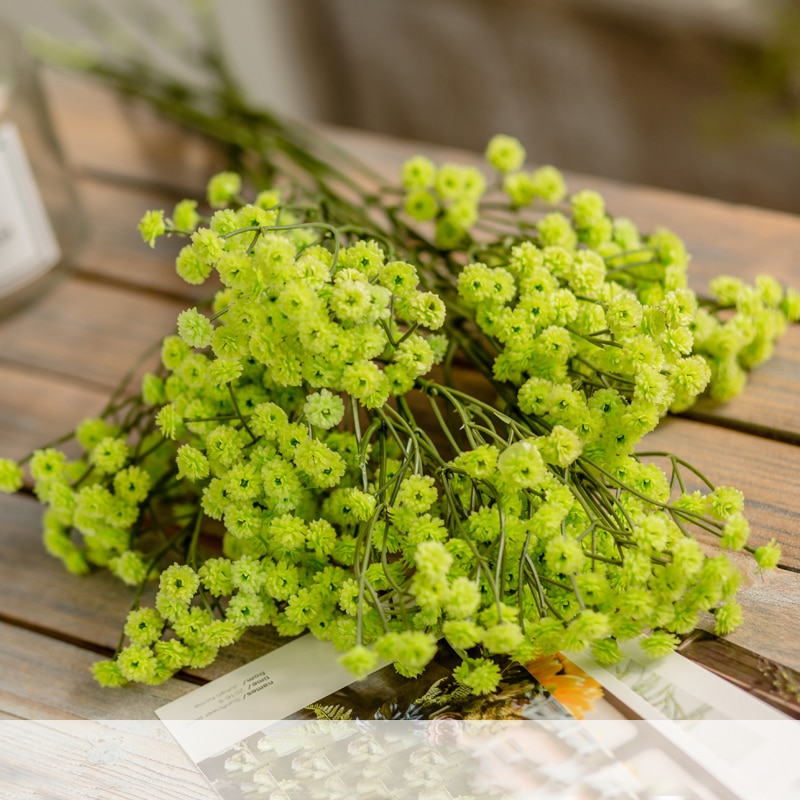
[2,6,797,693]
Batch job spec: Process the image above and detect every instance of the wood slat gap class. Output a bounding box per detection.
[69,266,206,308]
[0,355,122,398]
[0,611,115,660]
[680,408,800,447]
[0,610,210,690]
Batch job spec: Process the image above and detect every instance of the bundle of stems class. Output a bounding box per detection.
[1,1,794,690]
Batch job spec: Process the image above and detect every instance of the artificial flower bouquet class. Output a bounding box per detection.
[1,130,796,695]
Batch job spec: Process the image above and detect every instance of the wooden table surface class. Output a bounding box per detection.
[1,70,800,796]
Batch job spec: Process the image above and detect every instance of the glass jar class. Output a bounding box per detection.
[0,18,86,317]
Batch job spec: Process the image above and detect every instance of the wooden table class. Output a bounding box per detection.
[1,71,799,796]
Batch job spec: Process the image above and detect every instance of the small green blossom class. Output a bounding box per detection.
[0,458,24,494]
[90,437,129,474]
[708,486,745,521]
[404,189,438,221]
[207,171,242,208]
[485,134,526,173]
[116,644,159,682]
[754,539,781,570]
[482,622,524,655]
[124,608,164,646]
[375,631,438,673]
[177,308,214,348]
[714,601,743,635]
[92,659,128,688]
[640,630,680,658]
[339,645,379,679]
[138,209,165,248]
[159,563,200,604]
[720,513,750,551]
[172,198,200,232]
[198,557,234,596]
[30,448,67,483]
[401,155,436,189]
[591,638,623,666]
[176,445,210,482]
[303,389,345,430]
[109,550,149,586]
[453,657,502,695]
[530,165,567,203]
[442,619,483,650]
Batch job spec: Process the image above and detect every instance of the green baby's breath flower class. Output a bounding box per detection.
[172,198,199,232]
[159,563,200,604]
[177,307,214,349]
[0,458,24,494]
[176,445,210,482]
[485,134,526,174]
[116,644,159,682]
[339,645,378,679]
[138,209,165,248]
[30,448,67,483]
[207,170,242,208]
[92,659,128,688]
[401,155,436,190]
[754,539,781,570]
[640,630,680,658]
[90,437,129,475]
[303,389,345,430]
[454,658,502,695]
[124,608,164,646]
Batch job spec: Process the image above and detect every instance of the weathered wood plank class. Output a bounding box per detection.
[696,566,800,675]
[0,622,192,719]
[0,276,184,390]
[686,329,800,442]
[0,720,216,800]
[75,178,209,300]
[639,417,800,569]
[0,364,107,462]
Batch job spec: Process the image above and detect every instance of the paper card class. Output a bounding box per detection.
[156,636,573,763]
[0,122,60,295]
[568,639,800,799]
[157,635,800,799]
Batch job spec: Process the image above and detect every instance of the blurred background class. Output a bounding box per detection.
[2,0,800,213]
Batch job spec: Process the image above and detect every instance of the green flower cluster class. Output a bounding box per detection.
[0,153,791,696]
[401,154,487,249]
[25,16,796,701]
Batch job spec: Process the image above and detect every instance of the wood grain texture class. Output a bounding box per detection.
[75,178,207,300]
[0,276,184,390]
[0,623,192,720]
[0,364,107,462]
[0,720,216,799]
[639,417,800,568]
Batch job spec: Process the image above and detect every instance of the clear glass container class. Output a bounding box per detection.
[0,18,86,317]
